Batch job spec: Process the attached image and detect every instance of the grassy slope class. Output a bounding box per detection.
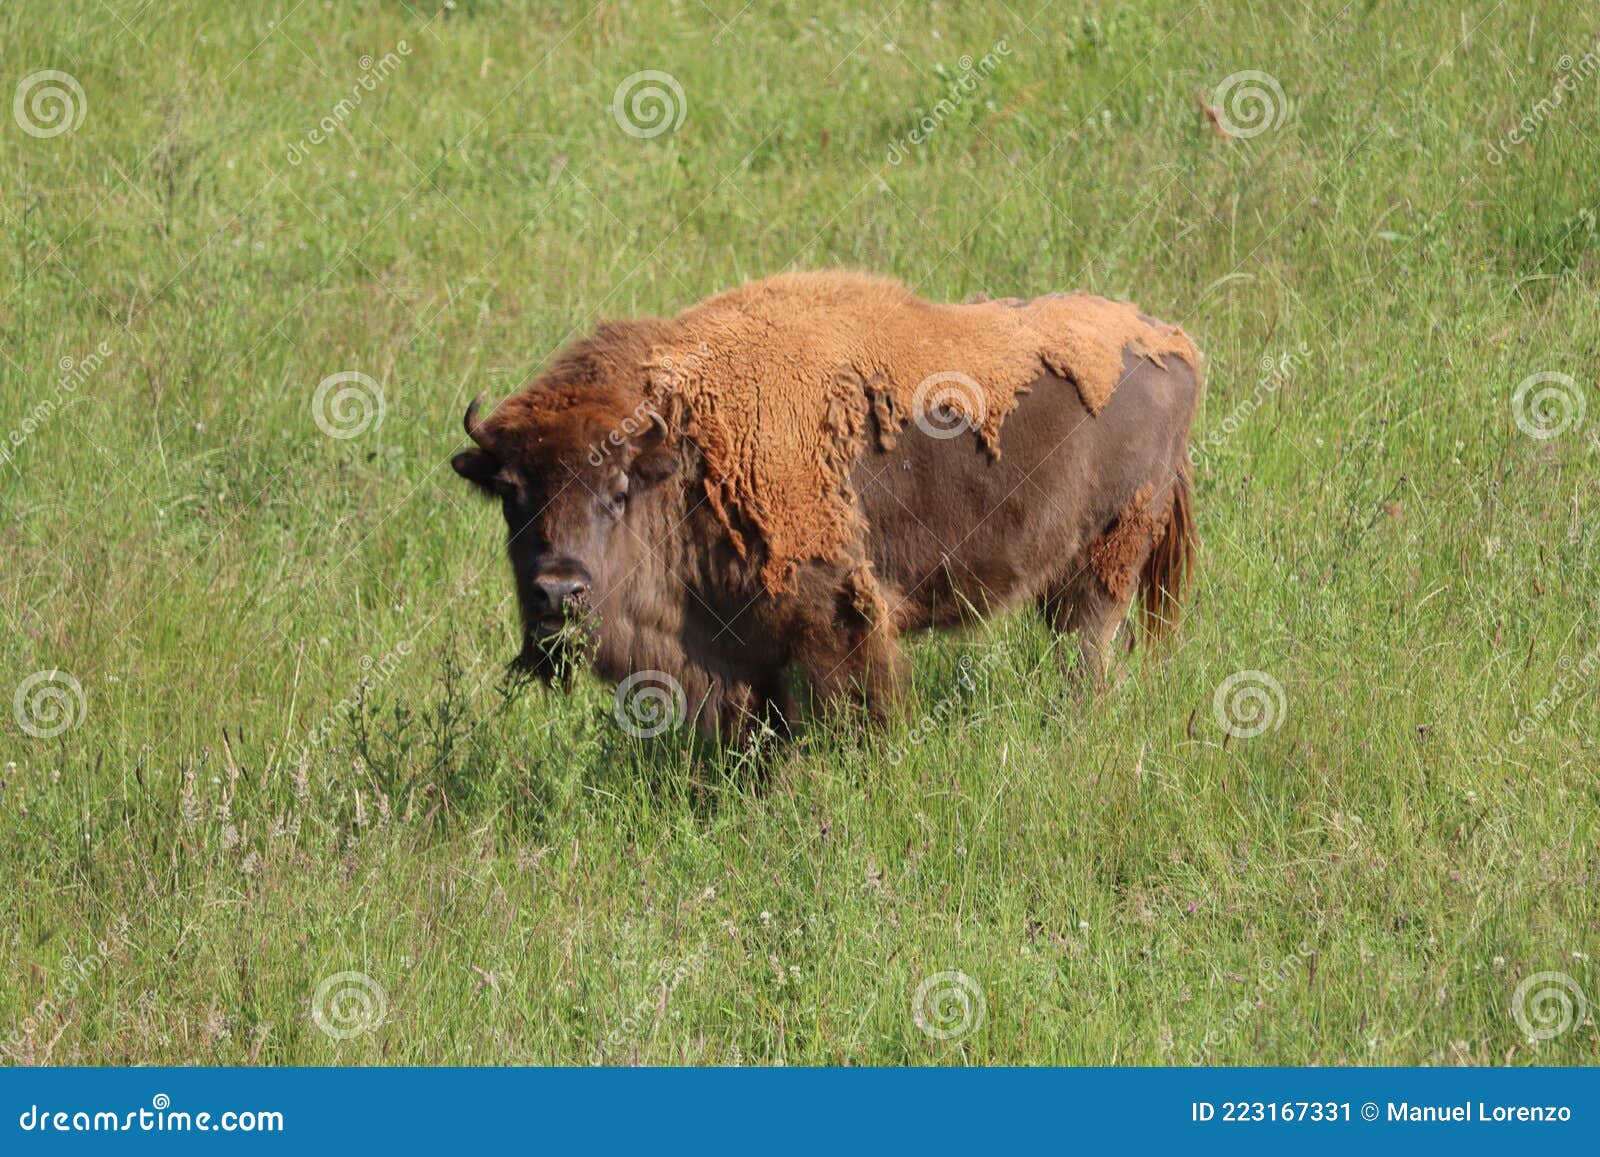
[1,0,1596,1064]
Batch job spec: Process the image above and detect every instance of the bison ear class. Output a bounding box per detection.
[627,412,679,489]
[628,445,680,488]
[452,448,501,494]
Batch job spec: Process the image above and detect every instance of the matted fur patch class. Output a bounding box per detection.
[644,271,1199,592]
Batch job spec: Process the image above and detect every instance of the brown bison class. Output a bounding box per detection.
[452,271,1199,741]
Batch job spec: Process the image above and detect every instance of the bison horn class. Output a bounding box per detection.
[463,393,495,450]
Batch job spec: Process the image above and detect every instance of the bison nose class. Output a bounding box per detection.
[533,574,589,609]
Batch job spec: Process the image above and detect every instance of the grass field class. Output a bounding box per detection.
[2,0,1597,1066]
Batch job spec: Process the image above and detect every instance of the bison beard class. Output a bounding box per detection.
[453,270,1201,742]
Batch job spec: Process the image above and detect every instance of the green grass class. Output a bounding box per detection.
[2,0,1598,1066]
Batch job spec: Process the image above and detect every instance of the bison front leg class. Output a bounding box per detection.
[797,624,909,725]
[785,563,909,726]
[715,672,797,744]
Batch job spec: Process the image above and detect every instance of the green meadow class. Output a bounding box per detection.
[1,0,1596,1064]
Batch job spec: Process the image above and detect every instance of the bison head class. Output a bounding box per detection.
[452,393,681,676]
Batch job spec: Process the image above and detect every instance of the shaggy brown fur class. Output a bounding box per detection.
[1089,484,1161,601]
[645,270,1198,592]
[453,270,1201,742]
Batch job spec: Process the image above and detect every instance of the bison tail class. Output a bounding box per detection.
[1139,461,1197,642]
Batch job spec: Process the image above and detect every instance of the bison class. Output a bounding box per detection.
[452,271,1199,742]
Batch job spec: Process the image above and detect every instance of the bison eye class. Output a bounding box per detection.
[603,476,629,516]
